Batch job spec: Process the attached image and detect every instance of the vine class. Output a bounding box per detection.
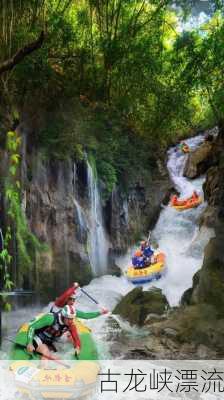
[0,130,46,299]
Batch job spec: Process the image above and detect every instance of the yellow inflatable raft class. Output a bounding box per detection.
[126,252,166,284]
[10,360,99,400]
[10,319,99,400]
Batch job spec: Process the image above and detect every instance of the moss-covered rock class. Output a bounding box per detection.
[166,304,224,351]
[113,287,169,326]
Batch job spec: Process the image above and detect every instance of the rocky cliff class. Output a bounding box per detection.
[190,133,224,311]
[113,131,224,359]
[108,165,170,253]
[11,123,170,301]
[167,131,224,357]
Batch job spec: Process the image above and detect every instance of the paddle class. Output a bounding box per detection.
[79,287,116,328]
[80,288,110,313]
[80,288,100,305]
[147,230,152,242]
[6,338,71,368]
[80,287,112,316]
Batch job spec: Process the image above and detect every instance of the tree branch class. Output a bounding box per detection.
[0,30,45,76]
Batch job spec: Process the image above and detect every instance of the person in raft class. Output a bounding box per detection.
[171,194,179,206]
[132,249,145,269]
[49,282,108,354]
[191,190,199,200]
[140,240,155,266]
[15,300,108,360]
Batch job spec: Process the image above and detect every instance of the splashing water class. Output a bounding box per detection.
[81,135,215,355]
[150,135,215,305]
[86,135,214,303]
[1,135,215,360]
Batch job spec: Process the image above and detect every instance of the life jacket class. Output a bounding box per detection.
[143,246,153,258]
[35,312,69,343]
[132,256,139,266]
[133,256,145,268]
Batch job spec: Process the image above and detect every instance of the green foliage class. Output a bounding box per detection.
[88,153,97,178]
[97,160,117,199]
[1,0,224,207]
[1,130,47,293]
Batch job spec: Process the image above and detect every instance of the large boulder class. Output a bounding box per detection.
[184,141,214,179]
[201,166,224,228]
[113,287,169,326]
[169,305,224,352]
[196,236,224,314]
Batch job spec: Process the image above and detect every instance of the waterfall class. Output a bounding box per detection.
[72,163,87,241]
[123,198,129,225]
[1,134,216,360]
[87,161,109,276]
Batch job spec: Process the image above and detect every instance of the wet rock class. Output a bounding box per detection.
[181,288,193,306]
[145,313,167,324]
[125,348,155,359]
[196,236,224,313]
[184,141,214,179]
[162,327,178,338]
[181,270,201,305]
[203,166,220,203]
[113,287,169,326]
[107,263,122,277]
[119,307,224,359]
[201,165,224,230]
[167,304,224,352]
[196,344,213,358]
[199,205,218,228]
[21,151,94,297]
[107,249,122,277]
[109,162,171,252]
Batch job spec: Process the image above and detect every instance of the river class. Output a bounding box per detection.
[1,135,215,359]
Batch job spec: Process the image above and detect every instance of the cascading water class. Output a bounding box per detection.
[87,161,109,276]
[74,135,215,357]
[72,163,87,240]
[150,135,215,305]
[0,135,215,360]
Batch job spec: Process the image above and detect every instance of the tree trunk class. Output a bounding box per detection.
[0,31,45,76]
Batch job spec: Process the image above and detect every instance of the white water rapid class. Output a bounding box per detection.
[0,135,215,360]
[74,135,215,357]
[83,135,214,303]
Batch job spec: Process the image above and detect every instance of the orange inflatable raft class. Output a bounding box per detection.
[171,196,202,211]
